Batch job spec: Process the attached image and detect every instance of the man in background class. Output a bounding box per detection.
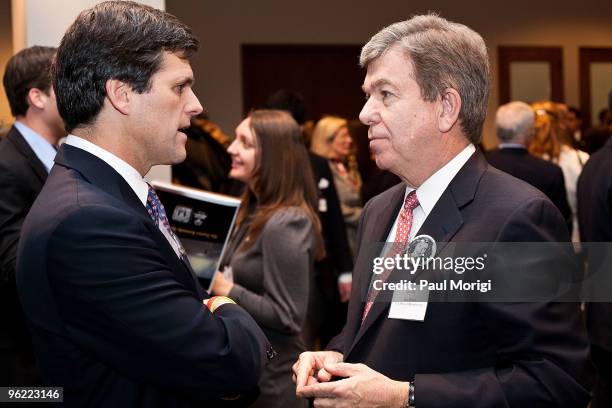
[583,108,612,154]
[16,2,269,406]
[577,89,612,408]
[486,101,572,232]
[0,45,64,386]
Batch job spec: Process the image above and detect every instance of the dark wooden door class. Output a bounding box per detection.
[242,44,365,121]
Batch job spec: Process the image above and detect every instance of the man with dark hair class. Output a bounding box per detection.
[583,107,612,154]
[0,45,64,386]
[265,89,307,126]
[293,15,589,407]
[567,106,584,147]
[16,2,270,406]
[577,89,612,408]
[486,101,572,231]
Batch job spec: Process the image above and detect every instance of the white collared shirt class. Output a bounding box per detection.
[14,121,57,172]
[64,135,149,207]
[385,144,476,242]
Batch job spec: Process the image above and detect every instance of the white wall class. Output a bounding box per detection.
[9,0,170,181]
[0,0,13,128]
[167,0,612,148]
[12,0,165,50]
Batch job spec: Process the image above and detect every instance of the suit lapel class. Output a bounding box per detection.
[345,151,487,358]
[54,144,202,297]
[7,127,48,184]
[343,184,404,355]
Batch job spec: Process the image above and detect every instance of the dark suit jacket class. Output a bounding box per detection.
[16,144,271,407]
[577,138,612,350]
[309,152,353,273]
[306,153,354,347]
[0,126,47,373]
[328,151,590,407]
[486,146,572,233]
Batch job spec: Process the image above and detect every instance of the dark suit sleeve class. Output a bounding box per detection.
[414,197,591,408]
[46,204,270,402]
[0,165,32,283]
[325,197,374,353]
[550,166,573,236]
[315,156,354,272]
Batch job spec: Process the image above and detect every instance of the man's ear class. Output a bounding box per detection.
[438,88,461,133]
[26,88,47,111]
[105,79,132,115]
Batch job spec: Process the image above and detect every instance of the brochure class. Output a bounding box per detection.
[151,181,241,291]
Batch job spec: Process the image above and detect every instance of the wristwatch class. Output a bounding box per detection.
[407,382,415,407]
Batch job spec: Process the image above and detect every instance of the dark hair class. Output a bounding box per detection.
[598,108,610,125]
[3,46,56,117]
[237,110,324,259]
[568,106,582,119]
[264,89,306,125]
[52,0,198,132]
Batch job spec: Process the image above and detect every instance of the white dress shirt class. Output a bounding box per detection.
[14,121,57,172]
[385,144,476,242]
[64,135,149,206]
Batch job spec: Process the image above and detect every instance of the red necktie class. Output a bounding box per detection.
[362,190,420,322]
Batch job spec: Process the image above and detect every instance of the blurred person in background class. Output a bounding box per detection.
[486,101,571,232]
[529,101,589,243]
[566,106,584,149]
[171,113,243,196]
[265,90,354,348]
[311,116,363,254]
[577,90,612,408]
[583,108,612,155]
[0,45,65,386]
[211,110,324,408]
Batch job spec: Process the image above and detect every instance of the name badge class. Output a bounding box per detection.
[318,198,328,213]
[388,287,428,321]
[388,301,428,321]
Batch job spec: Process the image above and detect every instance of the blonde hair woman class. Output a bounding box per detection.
[529,101,589,242]
[311,116,362,254]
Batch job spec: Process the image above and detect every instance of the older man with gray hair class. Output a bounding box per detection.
[486,101,571,231]
[293,14,590,408]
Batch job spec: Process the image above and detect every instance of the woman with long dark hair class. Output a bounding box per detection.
[211,109,323,407]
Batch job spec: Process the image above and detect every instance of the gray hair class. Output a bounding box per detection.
[495,101,535,143]
[360,14,490,144]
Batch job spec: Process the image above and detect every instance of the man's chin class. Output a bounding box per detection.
[374,155,391,171]
[161,149,187,166]
[175,150,187,164]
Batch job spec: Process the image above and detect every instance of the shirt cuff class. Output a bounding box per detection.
[338,272,353,284]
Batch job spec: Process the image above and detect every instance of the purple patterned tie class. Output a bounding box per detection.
[145,185,187,258]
